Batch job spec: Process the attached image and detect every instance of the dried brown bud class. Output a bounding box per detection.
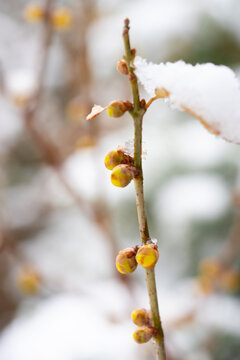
[140,99,146,109]
[123,100,133,111]
[130,48,136,61]
[128,73,136,82]
[117,60,128,75]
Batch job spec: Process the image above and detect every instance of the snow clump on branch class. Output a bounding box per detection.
[134,56,240,144]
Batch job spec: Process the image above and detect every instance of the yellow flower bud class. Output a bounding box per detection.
[17,267,42,295]
[198,258,221,279]
[131,308,150,327]
[105,150,125,170]
[104,149,133,170]
[111,164,133,187]
[23,4,44,23]
[136,244,159,268]
[115,247,138,274]
[111,164,138,188]
[133,326,153,344]
[51,8,73,31]
[106,100,131,118]
[220,270,240,293]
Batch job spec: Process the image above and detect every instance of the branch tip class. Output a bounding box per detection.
[123,18,130,36]
[124,18,130,27]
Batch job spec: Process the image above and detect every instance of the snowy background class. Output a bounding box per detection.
[0,0,240,360]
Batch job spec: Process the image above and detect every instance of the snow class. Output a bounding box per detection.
[170,121,233,168]
[19,208,114,285]
[198,295,240,335]
[0,294,138,360]
[135,56,240,144]
[62,149,100,201]
[5,69,37,99]
[1,284,239,360]
[155,174,229,224]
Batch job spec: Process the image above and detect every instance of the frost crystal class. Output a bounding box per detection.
[151,238,158,245]
[134,56,240,144]
[120,139,147,159]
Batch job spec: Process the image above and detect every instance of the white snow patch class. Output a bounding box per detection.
[170,121,235,168]
[5,69,37,99]
[155,174,229,223]
[0,294,138,360]
[135,56,240,144]
[20,208,113,285]
[198,294,240,335]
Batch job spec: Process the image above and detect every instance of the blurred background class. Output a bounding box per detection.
[0,0,240,359]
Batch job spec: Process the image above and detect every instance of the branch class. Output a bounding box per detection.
[20,1,133,295]
[123,18,166,360]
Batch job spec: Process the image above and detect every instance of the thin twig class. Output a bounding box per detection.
[123,18,166,360]
[22,0,92,214]
[146,95,158,109]
[21,1,133,294]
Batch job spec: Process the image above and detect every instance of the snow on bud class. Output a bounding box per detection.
[106,100,132,118]
[133,326,153,344]
[115,246,138,275]
[104,149,133,170]
[23,4,44,23]
[111,164,139,188]
[131,308,151,327]
[136,244,159,268]
[51,8,73,31]
[116,60,128,75]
